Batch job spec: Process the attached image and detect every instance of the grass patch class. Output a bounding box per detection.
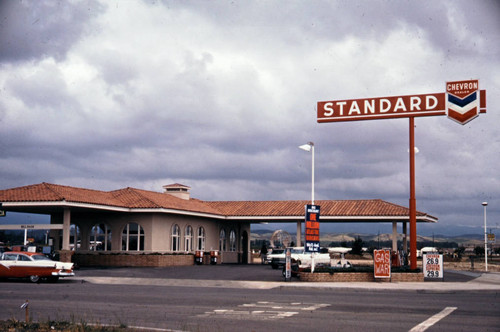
[0,319,137,331]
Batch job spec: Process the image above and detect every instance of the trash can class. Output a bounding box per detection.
[210,250,219,265]
[195,250,204,265]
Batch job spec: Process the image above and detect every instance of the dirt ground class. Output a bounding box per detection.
[443,259,500,272]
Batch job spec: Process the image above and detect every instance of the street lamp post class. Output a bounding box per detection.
[482,201,488,272]
[298,142,315,247]
[299,142,315,204]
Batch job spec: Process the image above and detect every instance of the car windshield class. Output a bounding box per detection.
[271,249,284,254]
[31,255,52,261]
[291,248,305,254]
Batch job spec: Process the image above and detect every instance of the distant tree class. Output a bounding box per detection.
[351,236,364,255]
[474,246,484,256]
[454,246,465,259]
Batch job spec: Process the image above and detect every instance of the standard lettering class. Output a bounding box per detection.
[380,99,391,113]
[426,95,438,109]
[393,97,407,112]
[337,101,347,115]
[349,101,361,115]
[323,102,334,116]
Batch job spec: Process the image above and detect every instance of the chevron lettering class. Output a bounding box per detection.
[446,79,480,125]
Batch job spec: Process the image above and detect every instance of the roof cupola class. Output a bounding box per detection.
[162,183,191,200]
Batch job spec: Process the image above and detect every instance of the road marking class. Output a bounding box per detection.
[198,301,330,321]
[409,307,457,332]
[88,323,186,332]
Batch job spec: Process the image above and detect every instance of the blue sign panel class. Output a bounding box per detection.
[305,204,320,252]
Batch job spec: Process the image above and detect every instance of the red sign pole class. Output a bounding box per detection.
[409,117,417,270]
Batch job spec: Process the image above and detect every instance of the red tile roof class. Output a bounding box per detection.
[0,183,436,221]
[205,199,429,218]
[0,183,221,215]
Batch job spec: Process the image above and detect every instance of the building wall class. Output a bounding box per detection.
[50,209,251,265]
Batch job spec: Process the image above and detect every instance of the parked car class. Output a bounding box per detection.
[266,248,285,267]
[0,251,75,283]
[269,247,312,269]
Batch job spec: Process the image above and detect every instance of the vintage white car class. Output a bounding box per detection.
[0,251,75,283]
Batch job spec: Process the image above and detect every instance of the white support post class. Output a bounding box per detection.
[62,208,71,250]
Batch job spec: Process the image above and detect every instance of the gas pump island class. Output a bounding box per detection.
[317,79,487,270]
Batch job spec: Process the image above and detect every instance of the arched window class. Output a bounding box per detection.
[219,229,226,252]
[185,225,193,252]
[122,223,144,251]
[197,227,205,251]
[172,224,180,251]
[70,224,81,251]
[91,224,111,251]
[229,229,236,252]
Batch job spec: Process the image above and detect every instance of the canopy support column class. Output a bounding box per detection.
[392,221,398,252]
[62,208,71,250]
[296,221,301,247]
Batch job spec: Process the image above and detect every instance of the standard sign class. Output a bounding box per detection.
[374,249,391,278]
[423,253,443,279]
[318,80,486,125]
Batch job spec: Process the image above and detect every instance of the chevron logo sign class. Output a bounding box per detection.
[446,79,481,125]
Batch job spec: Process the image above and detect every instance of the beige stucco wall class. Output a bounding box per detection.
[51,209,251,265]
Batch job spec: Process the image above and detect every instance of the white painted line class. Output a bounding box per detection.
[88,323,185,332]
[409,307,457,332]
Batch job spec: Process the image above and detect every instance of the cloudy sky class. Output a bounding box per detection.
[1,1,499,233]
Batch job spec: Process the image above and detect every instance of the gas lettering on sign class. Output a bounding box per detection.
[374,249,391,278]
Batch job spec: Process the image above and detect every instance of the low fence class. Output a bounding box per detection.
[300,271,423,282]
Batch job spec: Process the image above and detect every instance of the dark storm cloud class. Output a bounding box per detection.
[0,0,104,62]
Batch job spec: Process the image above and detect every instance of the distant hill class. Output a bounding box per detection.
[251,230,486,247]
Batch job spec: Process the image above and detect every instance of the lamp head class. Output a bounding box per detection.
[482,202,488,206]
[299,142,314,152]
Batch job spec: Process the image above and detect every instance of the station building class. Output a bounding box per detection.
[0,182,437,266]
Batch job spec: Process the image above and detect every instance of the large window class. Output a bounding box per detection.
[197,227,205,251]
[229,229,236,252]
[70,224,81,251]
[122,223,144,251]
[185,225,193,252]
[219,229,226,252]
[91,223,111,251]
[172,224,180,251]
